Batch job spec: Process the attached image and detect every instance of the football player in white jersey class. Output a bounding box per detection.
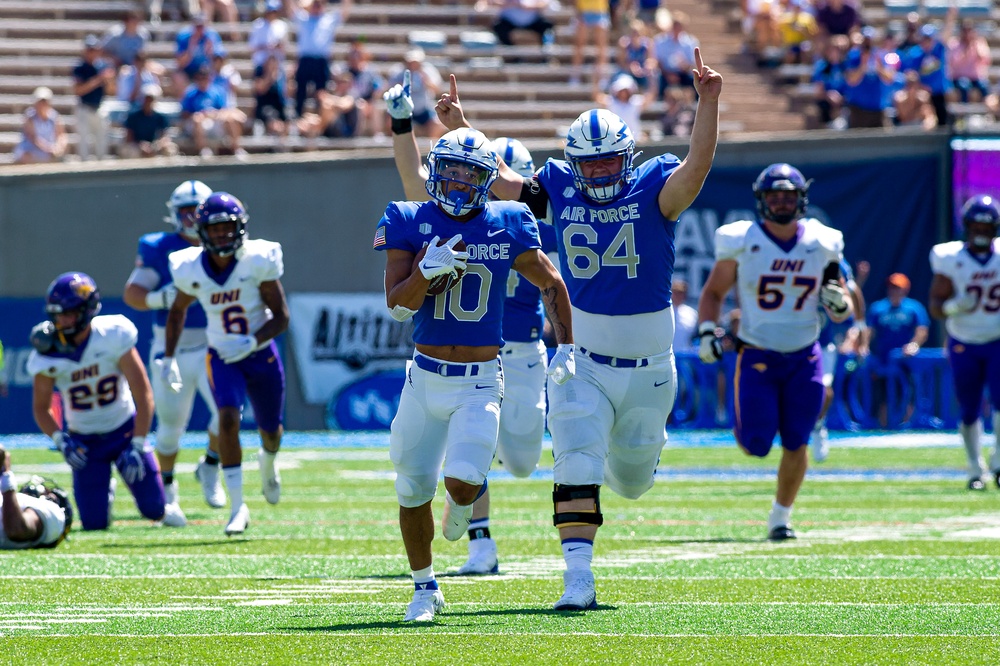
[697,163,852,540]
[929,194,1000,490]
[164,193,289,536]
[384,72,556,575]
[124,180,226,512]
[433,50,723,610]
[0,446,73,549]
[28,272,185,530]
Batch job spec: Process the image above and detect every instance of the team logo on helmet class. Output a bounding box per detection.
[426,129,499,216]
[44,272,102,343]
[564,109,636,204]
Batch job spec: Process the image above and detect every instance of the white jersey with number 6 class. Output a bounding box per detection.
[929,238,1000,344]
[715,218,844,353]
[26,315,138,434]
[168,239,283,350]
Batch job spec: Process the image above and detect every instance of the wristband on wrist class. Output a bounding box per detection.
[0,471,16,493]
[391,117,413,135]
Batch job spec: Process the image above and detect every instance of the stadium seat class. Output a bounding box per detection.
[407,30,447,52]
[883,0,920,15]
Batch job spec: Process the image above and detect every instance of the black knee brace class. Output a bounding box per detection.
[552,484,603,527]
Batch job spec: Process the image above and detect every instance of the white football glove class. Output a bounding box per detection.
[160,356,183,393]
[383,69,414,120]
[117,436,148,485]
[697,321,723,364]
[215,334,258,364]
[418,235,469,281]
[819,282,849,316]
[546,344,576,385]
[942,293,977,317]
[145,285,178,310]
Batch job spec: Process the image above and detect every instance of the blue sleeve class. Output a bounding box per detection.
[180,90,197,113]
[176,32,189,55]
[811,60,826,84]
[539,220,557,254]
[913,301,930,328]
[866,301,880,327]
[375,202,417,253]
[516,207,542,253]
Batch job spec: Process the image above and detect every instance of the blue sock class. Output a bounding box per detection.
[412,565,438,591]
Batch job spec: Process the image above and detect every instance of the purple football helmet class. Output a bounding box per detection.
[45,272,101,337]
[195,192,248,257]
[960,194,1000,250]
[753,163,810,224]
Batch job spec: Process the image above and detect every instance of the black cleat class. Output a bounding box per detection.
[968,477,987,491]
[993,470,1000,490]
[768,525,797,541]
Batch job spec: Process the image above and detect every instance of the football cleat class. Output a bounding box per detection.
[554,569,597,611]
[994,470,1000,490]
[403,588,445,622]
[812,425,829,463]
[456,539,500,575]
[160,501,187,527]
[195,457,227,508]
[768,525,797,541]
[225,503,250,536]
[259,448,281,505]
[967,477,987,491]
[442,497,473,541]
[163,480,179,506]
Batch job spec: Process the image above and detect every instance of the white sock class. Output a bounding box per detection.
[259,448,277,475]
[960,421,985,478]
[561,538,593,571]
[768,501,792,530]
[412,565,438,591]
[223,465,243,515]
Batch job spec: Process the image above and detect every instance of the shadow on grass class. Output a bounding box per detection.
[281,605,617,632]
[97,539,248,549]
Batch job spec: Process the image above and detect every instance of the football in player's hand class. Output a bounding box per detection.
[413,237,467,296]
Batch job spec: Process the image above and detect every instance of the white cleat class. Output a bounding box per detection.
[812,425,829,463]
[553,569,597,611]
[225,503,250,536]
[195,457,227,508]
[259,448,281,505]
[442,497,473,541]
[456,539,499,575]
[403,588,445,622]
[163,481,179,506]
[160,501,187,527]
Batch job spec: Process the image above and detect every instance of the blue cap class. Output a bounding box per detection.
[265,0,282,12]
[860,26,877,40]
[919,24,938,39]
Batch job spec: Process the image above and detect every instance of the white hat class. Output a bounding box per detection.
[404,48,425,63]
[33,86,53,101]
[140,83,162,98]
[610,75,638,94]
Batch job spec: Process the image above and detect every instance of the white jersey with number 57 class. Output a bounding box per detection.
[929,239,1000,344]
[168,239,284,350]
[716,218,844,353]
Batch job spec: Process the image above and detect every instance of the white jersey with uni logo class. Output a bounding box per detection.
[169,239,283,351]
[929,238,1000,344]
[26,315,138,434]
[716,218,844,353]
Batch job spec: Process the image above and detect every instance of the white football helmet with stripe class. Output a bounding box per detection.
[426,129,499,216]
[564,109,635,204]
[491,137,535,178]
[165,180,213,239]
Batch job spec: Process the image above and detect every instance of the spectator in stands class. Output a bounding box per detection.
[777,0,818,65]
[632,0,662,26]
[120,84,178,158]
[249,0,290,72]
[73,35,115,161]
[296,71,360,140]
[173,14,224,96]
[671,278,698,352]
[180,65,247,158]
[570,0,611,89]
[211,51,242,109]
[253,54,290,138]
[293,0,353,118]
[116,52,163,109]
[902,24,951,128]
[814,0,860,46]
[148,0,201,27]
[842,27,896,129]
[101,10,151,68]
[861,272,929,428]
[893,70,937,130]
[12,87,67,165]
[387,49,445,139]
[896,12,923,53]
[660,86,696,136]
[742,0,782,62]
[340,41,385,137]
[947,20,991,104]
[478,0,555,48]
[812,34,849,128]
[653,10,698,97]
[199,0,240,41]
[616,19,656,91]
[594,74,650,140]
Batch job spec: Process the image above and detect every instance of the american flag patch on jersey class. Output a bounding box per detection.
[373,226,386,248]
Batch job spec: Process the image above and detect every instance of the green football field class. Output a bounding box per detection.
[3,431,1000,665]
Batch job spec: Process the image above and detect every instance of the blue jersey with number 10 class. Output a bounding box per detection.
[136,232,208,328]
[538,154,680,316]
[375,200,541,347]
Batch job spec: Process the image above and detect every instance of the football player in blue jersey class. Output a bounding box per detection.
[433,50,723,610]
[29,272,186,530]
[124,180,227,515]
[373,127,574,622]
[385,73,557,576]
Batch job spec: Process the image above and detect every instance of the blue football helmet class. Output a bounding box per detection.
[491,137,535,178]
[564,109,636,203]
[426,129,499,216]
[45,272,101,339]
[753,163,810,224]
[960,194,1000,250]
[195,192,248,257]
[165,180,213,239]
